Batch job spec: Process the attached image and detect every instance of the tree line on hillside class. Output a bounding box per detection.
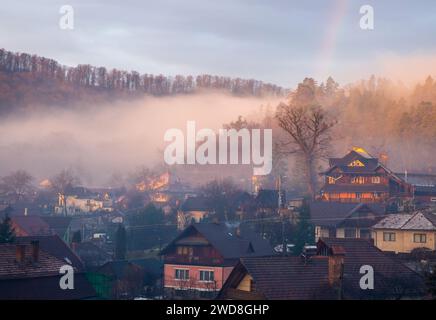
[0,48,285,113]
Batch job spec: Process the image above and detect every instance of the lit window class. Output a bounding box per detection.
[328,177,335,184]
[383,232,396,241]
[372,176,381,184]
[351,176,365,184]
[348,160,365,167]
[413,234,427,243]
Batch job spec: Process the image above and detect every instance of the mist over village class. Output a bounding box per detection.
[1,1,436,310]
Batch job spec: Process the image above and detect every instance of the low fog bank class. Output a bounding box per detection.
[0,93,281,186]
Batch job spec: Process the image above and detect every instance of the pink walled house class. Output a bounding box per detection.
[160,222,274,298]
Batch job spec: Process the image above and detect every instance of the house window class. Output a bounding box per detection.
[175,269,189,280]
[383,232,396,242]
[177,246,193,256]
[199,270,214,282]
[328,176,335,184]
[351,176,365,184]
[344,228,357,238]
[372,176,381,184]
[348,160,365,167]
[413,233,427,243]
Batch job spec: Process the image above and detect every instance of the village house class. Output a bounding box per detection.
[372,211,436,253]
[0,240,95,299]
[218,237,426,300]
[393,172,436,208]
[320,147,412,204]
[217,255,335,299]
[16,235,85,271]
[160,222,274,299]
[11,215,52,236]
[310,202,386,241]
[176,196,214,230]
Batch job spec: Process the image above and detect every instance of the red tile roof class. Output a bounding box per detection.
[0,243,67,280]
[11,215,51,236]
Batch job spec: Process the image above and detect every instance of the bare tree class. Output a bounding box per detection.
[1,170,33,202]
[51,169,80,215]
[275,104,336,198]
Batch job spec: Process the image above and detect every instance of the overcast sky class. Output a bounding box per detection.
[1,0,436,87]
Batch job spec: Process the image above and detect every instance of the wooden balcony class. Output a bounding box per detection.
[163,254,224,266]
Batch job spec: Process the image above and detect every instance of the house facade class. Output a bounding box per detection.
[310,202,385,241]
[160,222,274,298]
[320,147,412,204]
[372,211,436,253]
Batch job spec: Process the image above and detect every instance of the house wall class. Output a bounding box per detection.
[236,274,253,292]
[373,229,436,253]
[316,226,370,240]
[164,264,233,291]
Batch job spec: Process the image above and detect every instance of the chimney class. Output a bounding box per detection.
[379,153,388,167]
[31,240,40,263]
[15,244,26,264]
[235,227,241,237]
[328,246,345,287]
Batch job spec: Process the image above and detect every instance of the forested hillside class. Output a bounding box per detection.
[0,48,285,114]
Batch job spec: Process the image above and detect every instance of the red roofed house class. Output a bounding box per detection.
[11,215,51,236]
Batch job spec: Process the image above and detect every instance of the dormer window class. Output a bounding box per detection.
[348,160,365,167]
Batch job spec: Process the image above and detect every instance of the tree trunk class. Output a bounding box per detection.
[305,155,317,199]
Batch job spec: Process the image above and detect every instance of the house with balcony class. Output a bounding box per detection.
[160,222,274,299]
[320,147,412,204]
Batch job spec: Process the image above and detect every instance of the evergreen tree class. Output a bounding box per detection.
[0,214,16,244]
[115,224,127,260]
[426,265,436,299]
[71,230,82,243]
[292,198,314,255]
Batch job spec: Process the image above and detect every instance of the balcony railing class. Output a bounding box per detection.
[164,254,224,265]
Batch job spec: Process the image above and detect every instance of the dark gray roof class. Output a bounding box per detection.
[414,185,436,196]
[310,202,386,228]
[40,216,72,238]
[231,256,334,299]
[161,222,274,259]
[180,196,212,211]
[317,238,426,299]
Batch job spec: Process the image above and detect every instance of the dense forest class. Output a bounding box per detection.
[0,48,285,114]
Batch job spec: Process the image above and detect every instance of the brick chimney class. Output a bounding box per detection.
[15,244,26,264]
[328,245,345,287]
[31,240,40,263]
